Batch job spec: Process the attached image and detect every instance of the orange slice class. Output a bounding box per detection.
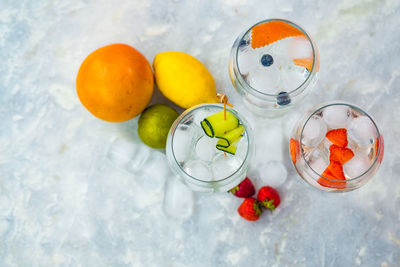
[251,20,305,49]
[289,138,300,164]
[293,58,313,71]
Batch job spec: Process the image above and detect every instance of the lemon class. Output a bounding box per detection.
[153,51,219,109]
[138,104,179,149]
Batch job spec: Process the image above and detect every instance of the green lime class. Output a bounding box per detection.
[138,104,179,148]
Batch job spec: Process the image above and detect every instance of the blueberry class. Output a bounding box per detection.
[260,54,274,67]
[239,39,249,47]
[277,91,291,106]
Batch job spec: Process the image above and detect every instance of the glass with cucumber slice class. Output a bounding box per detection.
[166,103,253,192]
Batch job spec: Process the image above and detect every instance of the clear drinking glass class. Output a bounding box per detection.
[166,103,254,192]
[229,18,320,117]
[290,102,384,192]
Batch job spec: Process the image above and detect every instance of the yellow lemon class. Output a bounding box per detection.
[153,51,219,109]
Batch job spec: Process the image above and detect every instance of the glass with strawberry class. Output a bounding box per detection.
[290,102,384,192]
[229,19,319,117]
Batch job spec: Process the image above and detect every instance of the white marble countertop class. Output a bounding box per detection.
[1,0,400,266]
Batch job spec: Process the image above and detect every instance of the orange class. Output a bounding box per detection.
[76,43,154,122]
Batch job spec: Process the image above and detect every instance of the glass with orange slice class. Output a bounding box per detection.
[289,102,384,192]
[229,19,319,117]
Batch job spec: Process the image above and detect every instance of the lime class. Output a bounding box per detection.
[138,104,179,148]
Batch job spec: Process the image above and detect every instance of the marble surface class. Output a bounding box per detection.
[1,0,400,266]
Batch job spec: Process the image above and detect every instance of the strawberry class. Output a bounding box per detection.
[325,128,348,147]
[329,145,354,164]
[257,186,281,211]
[289,138,300,164]
[238,198,262,221]
[229,177,255,198]
[317,161,346,189]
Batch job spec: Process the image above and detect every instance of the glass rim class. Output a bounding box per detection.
[300,101,383,182]
[169,103,252,184]
[233,18,318,98]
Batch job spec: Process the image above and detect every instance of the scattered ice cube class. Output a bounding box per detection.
[247,68,280,94]
[211,153,242,180]
[254,124,284,162]
[322,105,351,129]
[343,154,371,179]
[107,138,152,175]
[163,177,194,219]
[195,136,218,161]
[301,115,327,146]
[184,160,212,181]
[257,160,287,188]
[289,36,312,59]
[348,116,377,146]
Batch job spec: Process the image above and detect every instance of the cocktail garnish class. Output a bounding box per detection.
[251,20,305,49]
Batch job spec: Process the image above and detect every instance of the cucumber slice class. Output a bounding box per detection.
[216,137,242,155]
[200,110,239,137]
[200,120,213,137]
[216,125,245,148]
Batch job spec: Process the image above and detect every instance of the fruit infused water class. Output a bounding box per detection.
[229,19,319,116]
[166,104,253,192]
[290,103,384,192]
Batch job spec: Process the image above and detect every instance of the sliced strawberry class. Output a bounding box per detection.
[290,138,300,164]
[229,177,255,198]
[376,136,384,163]
[329,145,354,165]
[238,198,262,221]
[317,161,346,189]
[325,128,348,147]
[257,186,280,211]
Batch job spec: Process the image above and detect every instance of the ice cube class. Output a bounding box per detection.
[280,64,309,92]
[289,36,312,59]
[211,153,242,180]
[193,108,212,126]
[343,154,371,179]
[238,50,257,75]
[183,160,212,181]
[235,136,249,161]
[163,177,194,219]
[257,160,287,188]
[301,115,327,146]
[247,68,280,93]
[195,136,217,162]
[309,156,329,175]
[322,105,351,129]
[172,126,198,163]
[348,116,377,146]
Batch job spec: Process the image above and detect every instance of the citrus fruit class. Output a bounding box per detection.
[138,104,179,148]
[76,43,154,122]
[251,20,305,49]
[153,51,219,109]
